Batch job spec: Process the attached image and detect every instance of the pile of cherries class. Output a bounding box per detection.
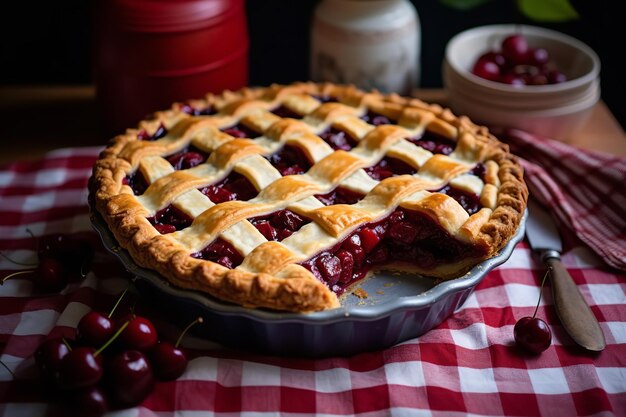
[34,289,202,416]
[2,232,94,292]
[471,33,567,86]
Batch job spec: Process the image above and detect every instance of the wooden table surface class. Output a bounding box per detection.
[1,85,625,166]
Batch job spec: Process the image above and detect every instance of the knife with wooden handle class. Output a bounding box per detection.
[526,199,606,351]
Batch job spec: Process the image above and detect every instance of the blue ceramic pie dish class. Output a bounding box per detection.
[91,209,526,357]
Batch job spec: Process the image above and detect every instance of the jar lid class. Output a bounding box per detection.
[104,0,243,32]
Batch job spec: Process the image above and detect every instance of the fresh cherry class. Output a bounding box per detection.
[76,287,128,346]
[58,347,104,390]
[501,34,529,65]
[117,314,158,351]
[105,350,154,407]
[472,59,500,81]
[2,257,67,292]
[34,257,67,292]
[76,311,115,347]
[514,316,552,354]
[34,337,71,383]
[514,268,552,354]
[151,317,203,380]
[72,386,110,417]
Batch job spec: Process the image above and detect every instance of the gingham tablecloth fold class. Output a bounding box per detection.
[498,128,626,271]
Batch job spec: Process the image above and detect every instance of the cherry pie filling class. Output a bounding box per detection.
[300,206,487,294]
[315,187,364,206]
[123,170,149,196]
[166,145,209,170]
[310,94,339,103]
[271,105,303,119]
[200,172,258,204]
[148,205,193,235]
[365,157,416,180]
[191,238,243,269]
[137,124,167,141]
[221,123,261,139]
[320,127,358,151]
[249,209,310,242]
[180,103,217,116]
[361,111,392,126]
[266,145,312,176]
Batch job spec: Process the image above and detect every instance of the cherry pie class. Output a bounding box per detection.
[90,83,527,312]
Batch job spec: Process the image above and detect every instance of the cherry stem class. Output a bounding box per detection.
[0,252,37,267]
[94,320,130,357]
[175,317,204,348]
[62,337,73,352]
[1,270,34,285]
[532,267,552,319]
[108,286,129,318]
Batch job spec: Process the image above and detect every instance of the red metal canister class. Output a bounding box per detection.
[93,0,248,133]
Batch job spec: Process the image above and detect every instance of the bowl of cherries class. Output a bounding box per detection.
[443,24,600,141]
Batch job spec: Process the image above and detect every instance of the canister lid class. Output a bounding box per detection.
[102,0,243,32]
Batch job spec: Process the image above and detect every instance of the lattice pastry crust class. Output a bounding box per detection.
[91,82,527,313]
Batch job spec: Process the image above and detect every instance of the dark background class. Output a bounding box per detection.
[1,0,624,129]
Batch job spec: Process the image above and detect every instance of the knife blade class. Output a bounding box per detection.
[526,198,606,351]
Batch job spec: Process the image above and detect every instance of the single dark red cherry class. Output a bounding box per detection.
[528,47,549,66]
[58,347,104,390]
[35,257,68,292]
[151,341,187,381]
[118,315,158,351]
[151,316,203,381]
[315,254,342,286]
[76,288,129,346]
[472,59,501,81]
[34,338,71,383]
[514,316,552,354]
[2,257,67,292]
[73,385,109,417]
[105,350,154,407]
[501,34,529,65]
[514,268,552,354]
[76,311,115,347]
[358,227,381,253]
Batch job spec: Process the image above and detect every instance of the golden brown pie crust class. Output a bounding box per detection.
[90,82,527,313]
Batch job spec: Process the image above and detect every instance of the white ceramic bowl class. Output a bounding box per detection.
[443,24,601,141]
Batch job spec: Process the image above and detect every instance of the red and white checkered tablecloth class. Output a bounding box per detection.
[0,146,625,417]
